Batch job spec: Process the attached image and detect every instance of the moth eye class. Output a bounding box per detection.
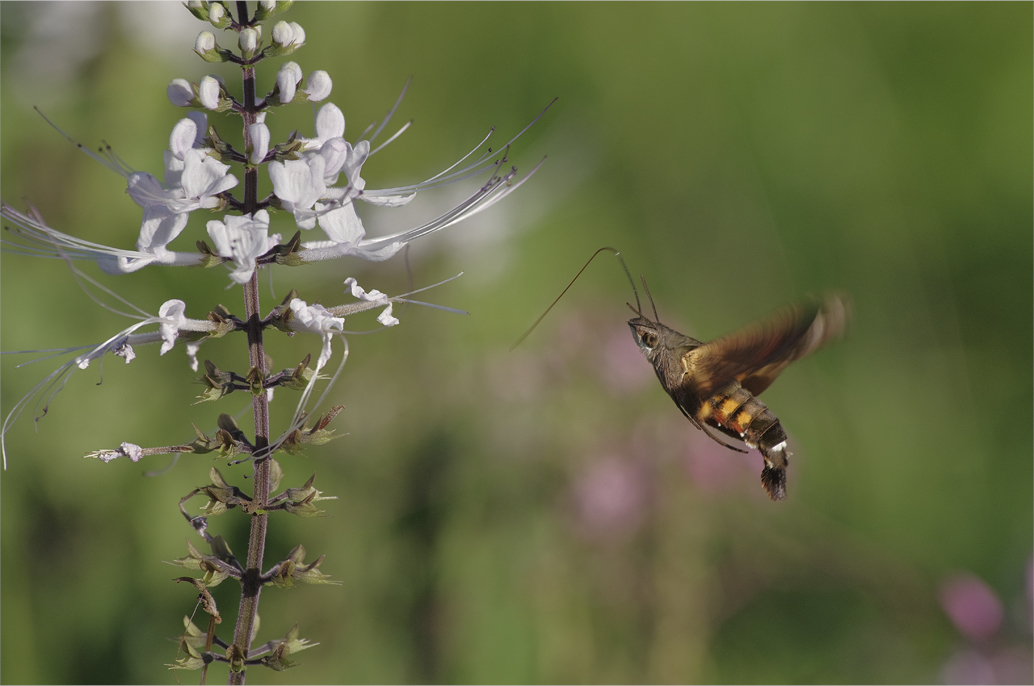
[642,332,658,348]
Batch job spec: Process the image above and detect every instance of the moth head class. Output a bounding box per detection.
[628,316,661,356]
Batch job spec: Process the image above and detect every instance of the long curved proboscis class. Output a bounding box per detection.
[511,246,639,351]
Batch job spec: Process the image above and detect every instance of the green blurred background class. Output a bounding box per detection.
[2,3,1031,684]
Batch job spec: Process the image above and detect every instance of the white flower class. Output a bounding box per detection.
[198,75,221,110]
[268,155,326,229]
[305,70,332,102]
[167,78,194,107]
[206,210,279,284]
[288,298,344,370]
[117,115,237,259]
[0,201,204,273]
[266,87,552,259]
[126,148,236,253]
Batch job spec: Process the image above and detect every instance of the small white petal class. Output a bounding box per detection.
[158,300,188,355]
[167,78,194,107]
[268,156,326,228]
[198,76,221,110]
[289,298,344,369]
[344,277,389,303]
[136,206,189,255]
[376,303,399,328]
[316,201,364,245]
[319,140,349,184]
[209,2,225,22]
[342,139,370,191]
[179,149,237,205]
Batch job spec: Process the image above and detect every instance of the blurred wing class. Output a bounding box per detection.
[681,293,849,397]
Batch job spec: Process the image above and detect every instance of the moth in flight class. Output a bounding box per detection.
[516,248,849,500]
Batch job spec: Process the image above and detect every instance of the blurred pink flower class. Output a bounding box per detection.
[940,573,1004,642]
[941,648,996,685]
[940,647,1033,685]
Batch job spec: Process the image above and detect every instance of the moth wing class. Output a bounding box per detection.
[681,293,849,397]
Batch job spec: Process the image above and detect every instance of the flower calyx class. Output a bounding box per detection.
[277,405,346,456]
[266,545,339,589]
[267,472,338,517]
[168,538,240,587]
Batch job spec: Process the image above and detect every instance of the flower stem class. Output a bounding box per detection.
[229,60,268,685]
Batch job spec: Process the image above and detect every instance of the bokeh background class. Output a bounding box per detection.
[1,3,1031,684]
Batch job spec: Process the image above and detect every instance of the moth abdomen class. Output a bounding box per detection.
[703,382,789,501]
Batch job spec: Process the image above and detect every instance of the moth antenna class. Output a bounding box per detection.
[640,275,661,323]
[512,246,640,351]
[612,250,641,315]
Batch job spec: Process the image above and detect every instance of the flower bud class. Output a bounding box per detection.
[207,2,230,29]
[305,71,332,102]
[277,62,303,103]
[289,22,306,46]
[272,21,294,48]
[167,78,195,107]
[198,76,221,111]
[184,0,208,21]
[195,31,215,53]
[193,30,227,62]
[315,103,345,139]
[249,123,271,165]
[239,27,259,56]
[255,1,292,21]
[170,117,201,159]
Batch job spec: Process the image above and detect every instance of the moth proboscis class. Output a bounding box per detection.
[515,247,850,501]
